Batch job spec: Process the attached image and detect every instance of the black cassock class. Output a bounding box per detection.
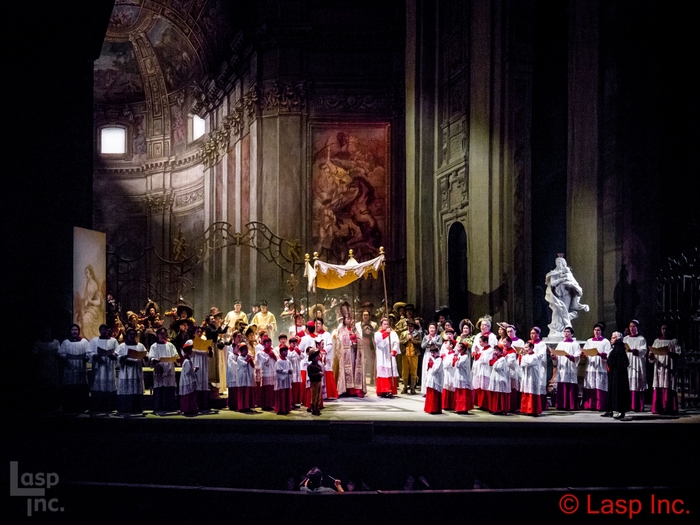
[607,340,631,413]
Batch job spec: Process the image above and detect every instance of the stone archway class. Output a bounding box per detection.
[448,221,468,323]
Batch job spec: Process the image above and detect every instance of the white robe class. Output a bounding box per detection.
[316,331,334,371]
[374,331,400,379]
[623,335,647,391]
[651,338,678,390]
[453,353,472,390]
[189,336,210,392]
[532,340,549,394]
[289,324,305,338]
[225,346,238,388]
[298,334,316,356]
[424,355,444,392]
[287,348,302,383]
[421,334,443,384]
[148,342,178,388]
[236,355,255,387]
[509,338,526,390]
[487,355,510,393]
[116,342,145,395]
[275,358,292,390]
[87,337,118,392]
[471,346,495,391]
[179,359,197,396]
[519,349,545,395]
[257,350,277,387]
[583,338,611,390]
[441,351,457,391]
[554,339,580,384]
[59,338,89,385]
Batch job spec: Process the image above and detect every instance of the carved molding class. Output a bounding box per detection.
[196,85,261,168]
[242,86,259,118]
[143,190,174,214]
[438,167,468,214]
[131,32,171,159]
[314,93,385,112]
[94,102,147,124]
[174,185,205,209]
[198,129,227,168]
[439,177,449,211]
[223,101,244,139]
[95,150,202,176]
[261,81,308,114]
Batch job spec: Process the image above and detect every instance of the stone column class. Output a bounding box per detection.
[567,0,601,330]
[468,0,494,316]
[405,0,438,314]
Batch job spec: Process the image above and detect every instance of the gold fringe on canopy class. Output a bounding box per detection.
[305,253,384,291]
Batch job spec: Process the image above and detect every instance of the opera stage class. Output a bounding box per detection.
[6,387,699,523]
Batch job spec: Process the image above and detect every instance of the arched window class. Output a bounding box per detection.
[100,126,127,154]
[192,115,205,141]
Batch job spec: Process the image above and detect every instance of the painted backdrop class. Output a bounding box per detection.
[309,123,390,262]
[73,227,107,340]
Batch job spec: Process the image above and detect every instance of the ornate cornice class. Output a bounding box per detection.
[94,102,148,123]
[309,83,401,116]
[261,80,308,114]
[143,189,174,214]
[94,150,202,176]
[173,184,205,213]
[313,93,386,112]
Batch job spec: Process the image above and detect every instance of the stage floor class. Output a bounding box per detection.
[7,386,700,516]
[79,385,700,424]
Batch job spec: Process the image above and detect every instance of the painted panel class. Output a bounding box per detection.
[73,227,107,340]
[309,123,390,262]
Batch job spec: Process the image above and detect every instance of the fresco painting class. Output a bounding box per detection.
[310,123,390,263]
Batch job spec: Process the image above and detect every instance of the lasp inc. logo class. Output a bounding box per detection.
[9,461,64,517]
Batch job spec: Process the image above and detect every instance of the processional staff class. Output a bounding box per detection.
[379,246,396,384]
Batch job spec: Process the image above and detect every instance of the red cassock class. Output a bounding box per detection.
[424,387,442,414]
[454,388,473,413]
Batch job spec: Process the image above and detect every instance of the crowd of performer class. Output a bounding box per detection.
[31,298,681,419]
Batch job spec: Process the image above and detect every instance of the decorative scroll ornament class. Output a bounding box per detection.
[175,187,205,208]
[223,101,245,139]
[191,221,303,275]
[242,87,259,118]
[143,190,174,214]
[198,128,230,168]
[313,92,391,113]
[107,220,308,324]
[261,81,307,113]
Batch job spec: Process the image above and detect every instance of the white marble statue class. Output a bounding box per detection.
[545,255,589,338]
